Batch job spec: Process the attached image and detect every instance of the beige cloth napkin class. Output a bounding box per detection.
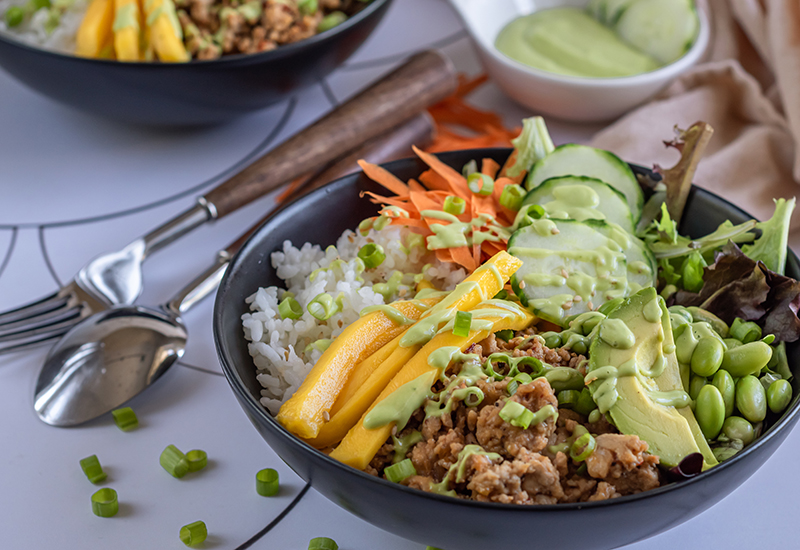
[590,0,800,250]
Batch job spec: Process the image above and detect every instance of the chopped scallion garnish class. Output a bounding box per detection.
[317,10,346,32]
[452,310,472,337]
[309,537,339,550]
[506,380,519,396]
[91,488,118,518]
[256,468,280,497]
[493,289,509,300]
[557,390,581,408]
[461,159,478,178]
[180,520,208,546]
[514,372,533,384]
[357,243,386,269]
[80,454,107,484]
[499,184,526,211]
[160,444,189,478]
[186,450,208,472]
[467,173,494,196]
[279,296,303,320]
[308,293,339,321]
[384,458,416,483]
[297,0,317,16]
[570,432,596,462]
[111,407,138,431]
[499,400,534,429]
[495,329,514,342]
[443,195,466,215]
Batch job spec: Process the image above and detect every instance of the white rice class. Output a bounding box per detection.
[0,0,87,54]
[242,225,466,415]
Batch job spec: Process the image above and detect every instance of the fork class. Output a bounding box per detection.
[0,51,456,355]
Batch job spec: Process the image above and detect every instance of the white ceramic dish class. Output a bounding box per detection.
[448,0,710,122]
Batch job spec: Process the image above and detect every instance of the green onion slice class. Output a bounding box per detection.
[461,159,478,178]
[499,400,534,429]
[557,389,581,408]
[443,195,466,216]
[426,547,445,550]
[180,520,208,546]
[514,372,533,384]
[499,184,526,211]
[309,537,339,550]
[297,0,317,15]
[186,450,207,472]
[91,488,118,518]
[570,432,596,462]
[317,10,346,32]
[467,173,494,196]
[495,329,514,342]
[279,296,303,320]
[111,407,138,431]
[160,444,189,478]
[358,243,386,269]
[384,458,416,483]
[506,380,519,396]
[308,293,339,321]
[256,468,280,497]
[357,218,373,236]
[80,454,107,484]
[493,289,509,300]
[453,310,472,337]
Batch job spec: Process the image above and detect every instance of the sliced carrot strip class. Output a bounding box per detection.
[413,146,472,200]
[408,178,426,193]
[358,160,409,196]
[482,158,500,179]
[418,169,452,192]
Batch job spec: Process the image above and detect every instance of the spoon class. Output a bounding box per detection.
[33,242,234,427]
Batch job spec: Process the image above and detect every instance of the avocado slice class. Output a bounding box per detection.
[587,287,717,468]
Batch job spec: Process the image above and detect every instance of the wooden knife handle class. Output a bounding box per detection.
[204,50,457,219]
[221,112,436,258]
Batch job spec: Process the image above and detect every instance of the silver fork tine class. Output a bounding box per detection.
[0,292,71,327]
[0,305,84,338]
[0,317,83,355]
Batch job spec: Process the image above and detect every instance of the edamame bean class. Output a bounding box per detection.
[691,338,724,377]
[696,385,725,440]
[675,324,700,365]
[711,370,735,417]
[668,305,693,323]
[670,314,689,337]
[723,338,743,351]
[721,341,773,378]
[687,307,729,338]
[760,372,781,392]
[735,375,767,423]
[767,379,793,414]
[689,375,707,402]
[721,416,755,445]
[574,388,597,416]
[543,332,562,349]
[571,340,588,355]
[544,367,584,393]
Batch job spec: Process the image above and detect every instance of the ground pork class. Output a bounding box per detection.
[475,378,558,458]
[586,434,661,495]
[467,448,565,504]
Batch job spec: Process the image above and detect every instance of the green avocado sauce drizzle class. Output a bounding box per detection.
[391,430,424,464]
[541,185,605,222]
[363,370,438,431]
[429,445,503,496]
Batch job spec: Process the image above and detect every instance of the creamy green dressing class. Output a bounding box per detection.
[674,321,723,364]
[495,7,661,78]
[419,210,510,250]
[113,3,139,32]
[642,297,662,323]
[359,304,417,326]
[391,430,424,463]
[542,185,605,222]
[364,370,437,431]
[598,318,635,349]
[429,445,503,496]
[373,271,405,301]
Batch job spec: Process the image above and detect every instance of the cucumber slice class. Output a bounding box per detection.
[526,144,644,223]
[585,220,657,291]
[615,0,699,64]
[522,175,634,234]
[508,219,628,326]
[586,0,606,21]
[599,0,637,25]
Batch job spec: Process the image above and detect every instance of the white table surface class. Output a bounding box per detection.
[1,1,797,548]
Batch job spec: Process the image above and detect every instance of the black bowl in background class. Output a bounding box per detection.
[0,0,390,125]
[214,149,800,550]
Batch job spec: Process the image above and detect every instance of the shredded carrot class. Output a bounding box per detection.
[357,160,409,196]
[481,158,500,179]
[275,176,306,203]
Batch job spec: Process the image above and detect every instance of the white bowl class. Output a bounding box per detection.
[448,0,710,122]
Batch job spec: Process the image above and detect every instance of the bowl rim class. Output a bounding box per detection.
[0,0,390,67]
[215,147,800,513]
[468,2,710,87]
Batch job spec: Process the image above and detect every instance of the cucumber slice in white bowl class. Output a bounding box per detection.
[615,0,699,64]
[522,175,635,234]
[526,144,644,223]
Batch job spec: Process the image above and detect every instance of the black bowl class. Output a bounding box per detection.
[0,0,390,125]
[214,149,800,550]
